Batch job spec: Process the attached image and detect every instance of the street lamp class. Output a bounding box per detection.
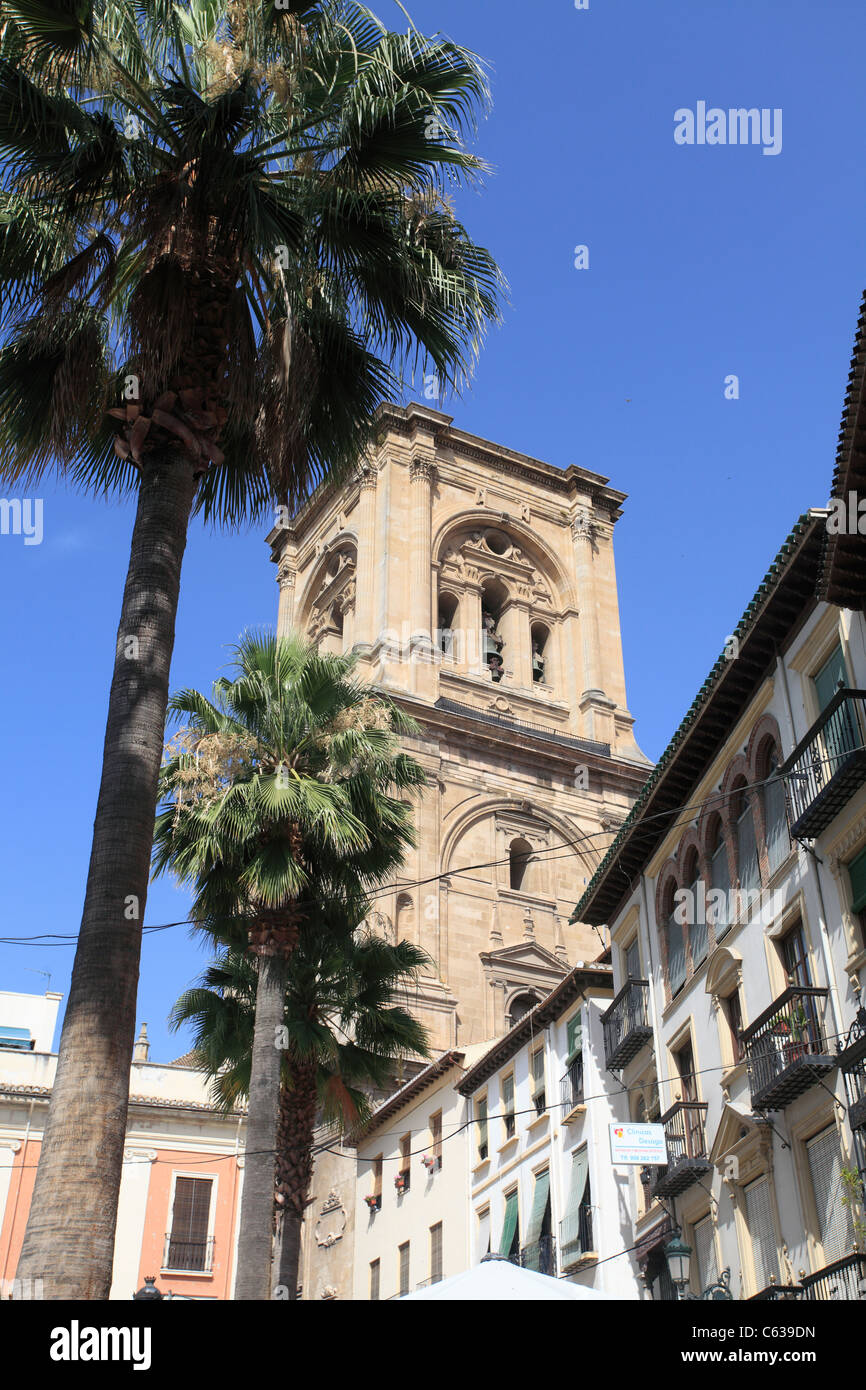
[133,1275,163,1300]
[664,1229,692,1297]
[664,1227,734,1301]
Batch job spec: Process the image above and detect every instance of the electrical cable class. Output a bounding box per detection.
[0,742,858,946]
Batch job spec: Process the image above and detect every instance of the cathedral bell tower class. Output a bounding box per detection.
[268,402,650,1048]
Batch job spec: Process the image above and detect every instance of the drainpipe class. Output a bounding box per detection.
[776,653,844,1039]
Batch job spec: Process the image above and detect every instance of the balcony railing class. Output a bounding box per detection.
[801,1252,866,1301]
[779,689,866,838]
[559,1206,594,1269]
[740,986,834,1111]
[602,979,653,1071]
[518,1236,557,1277]
[651,1101,712,1200]
[560,1056,585,1116]
[162,1234,214,1273]
[839,1010,866,1133]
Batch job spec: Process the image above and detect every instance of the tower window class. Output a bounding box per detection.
[509,837,533,891]
[531,623,550,684]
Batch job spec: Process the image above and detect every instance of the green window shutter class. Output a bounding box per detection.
[561,1149,589,1257]
[499,1191,519,1256]
[848,847,866,914]
[525,1170,550,1248]
[814,644,847,711]
[566,1012,583,1063]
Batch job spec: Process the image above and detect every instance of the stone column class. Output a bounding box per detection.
[276,554,297,638]
[571,512,603,695]
[353,463,377,652]
[462,580,484,675]
[572,513,616,745]
[438,875,450,983]
[509,598,533,688]
[409,456,436,693]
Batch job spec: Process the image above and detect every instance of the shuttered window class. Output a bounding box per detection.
[561,1147,590,1261]
[502,1074,515,1139]
[744,1177,780,1293]
[566,1011,583,1062]
[763,752,789,875]
[523,1170,551,1271]
[693,1213,718,1292]
[848,847,866,915]
[369,1259,380,1301]
[807,1126,854,1263]
[531,1047,546,1114]
[398,1242,410,1296]
[477,1094,488,1161]
[429,1222,443,1284]
[667,911,686,995]
[167,1176,212,1271]
[710,830,731,939]
[737,796,760,898]
[431,1111,442,1170]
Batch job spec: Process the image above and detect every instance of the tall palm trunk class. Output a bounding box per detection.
[15,453,197,1300]
[275,1059,318,1299]
[235,951,290,1300]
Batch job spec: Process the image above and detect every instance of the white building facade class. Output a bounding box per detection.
[573,496,866,1299]
[456,964,640,1298]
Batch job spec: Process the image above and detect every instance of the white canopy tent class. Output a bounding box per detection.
[399,1255,610,1301]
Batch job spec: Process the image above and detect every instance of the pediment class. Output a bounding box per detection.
[479,941,567,975]
[708,1101,762,1173]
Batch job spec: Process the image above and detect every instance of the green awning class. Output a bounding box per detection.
[525,1170,550,1248]
[849,847,866,914]
[561,1149,589,1256]
[499,1191,518,1256]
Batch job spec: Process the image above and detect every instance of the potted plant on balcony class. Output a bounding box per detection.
[421,1154,435,1172]
[364,1195,380,1212]
[394,1174,407,1193]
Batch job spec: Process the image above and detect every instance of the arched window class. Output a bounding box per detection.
[530,623,550,685]
[707,814,731,941]
[683,849,707,969]
[760,745,789,876]
[509,837,533,891]
[395,893,415,944]
[481,578,508,683]
[732,780,760,907]
[438,593,459,655]
[508,992,539,1028]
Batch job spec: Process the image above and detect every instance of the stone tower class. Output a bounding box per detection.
[267,402,650,1051]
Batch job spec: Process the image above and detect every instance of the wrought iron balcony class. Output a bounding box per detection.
[801,1252,866,1301]
[162,1234,214,1273]
[602,978,653,1071]
[740,986,834,1111]
[651,1101,712,1200]
[779,689,866,838]
[560,1056,585,1116]
[839,1009,866,1132]
[517,1236,557,1277]
[559,1206,594,1269]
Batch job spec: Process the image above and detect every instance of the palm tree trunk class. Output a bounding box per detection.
[275,1060,318,1299]
[235,951,289,1300]
[15,453,197,1300]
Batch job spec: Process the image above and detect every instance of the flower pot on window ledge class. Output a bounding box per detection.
[394,1175,407,1193]
[421,1154,435,1172]
[364,1195,380,1212]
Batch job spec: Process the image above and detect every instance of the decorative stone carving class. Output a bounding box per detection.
[410,456,436,484]
[123,1147,158,1163]
[277,559,296,591]
[314,1189,347,1248]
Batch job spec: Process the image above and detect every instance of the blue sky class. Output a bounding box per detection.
[1,0,864,1059]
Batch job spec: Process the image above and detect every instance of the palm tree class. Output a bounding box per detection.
[170,923,430,1298]
[4,0,501,1296]
[153,630,427,1297]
